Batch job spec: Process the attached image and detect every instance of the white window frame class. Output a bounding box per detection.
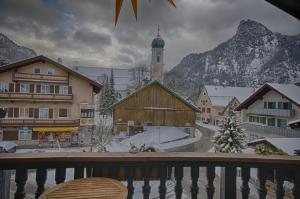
[33,67,41,74]
[18,127,32,140]
[47,68,55,75]
[41,84,50,93]
[39,108,49,119]
[59,86,68,95]
[0,82,9,92]
[19,108,29,118]
[20,83,30,93]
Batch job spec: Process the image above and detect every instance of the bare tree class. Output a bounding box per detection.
[130,65,150,88]
[93,118,113,152]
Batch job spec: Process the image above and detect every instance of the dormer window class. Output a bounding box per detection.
[47,68,55,75]
[34,67,41,74]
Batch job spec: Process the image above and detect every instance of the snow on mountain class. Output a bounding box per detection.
[164,19,300,100]
[0,33,36,65]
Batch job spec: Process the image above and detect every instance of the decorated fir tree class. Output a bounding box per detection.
[214,107,246,153]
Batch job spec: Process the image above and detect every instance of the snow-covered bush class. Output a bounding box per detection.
[93,119,113,152]
[214,107,246,153]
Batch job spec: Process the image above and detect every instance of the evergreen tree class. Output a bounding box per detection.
[214,107,246,153]
[100,69,121,114]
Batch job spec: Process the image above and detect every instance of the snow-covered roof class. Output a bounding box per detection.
[204,85,255,106]
[73,66,134,91]
[267,83,300,105]
[236,83,300,111]
[210,96,234,107]
[248,138,300,155]
[288,118,300,125]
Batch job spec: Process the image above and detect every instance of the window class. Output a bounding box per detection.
[259,117,266,124]
[207,108,211,113]
[47,68,55,75]
[39,108,49,119]
[157,55,160,63]
[19,127,32,140]
[20,84,30,93]
[267,118,276,126]
[277,119,287,127]
[267,102,276,109]
[59,109,68,117]
[202,107,205,113]
[33,67,41,74]
[0,83,9,92]
[59,86,68,95]
[264,102,267,109]
[283,102,291,110]
[19,108,29,118]
[41,84,50,93]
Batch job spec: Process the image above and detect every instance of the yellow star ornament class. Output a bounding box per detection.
[115,0,176,25]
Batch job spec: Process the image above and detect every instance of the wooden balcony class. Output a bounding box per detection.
[0,118,80,127]
[243,122,300,137]
[13,72,68,83]
[250,108,295,118]
[0,92,73,102]
[0,152,299,199]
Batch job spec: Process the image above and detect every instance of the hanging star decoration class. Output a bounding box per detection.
[115,0,176,25]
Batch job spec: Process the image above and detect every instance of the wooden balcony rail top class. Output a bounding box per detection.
[0,152,300,169]
[13,72,68,82]
[0,92,73,101]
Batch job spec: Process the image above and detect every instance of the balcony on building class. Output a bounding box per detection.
[13,72,68,84]
[251,108,295,118]
[0,118,80,127]
[0,83,73,102]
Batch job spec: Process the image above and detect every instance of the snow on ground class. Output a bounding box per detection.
[196,121,221,132]
[107,126,202,152]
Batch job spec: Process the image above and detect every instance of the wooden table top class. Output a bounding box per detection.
[39,177,128,199]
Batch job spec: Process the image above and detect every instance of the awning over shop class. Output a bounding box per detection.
[32,127,78,133]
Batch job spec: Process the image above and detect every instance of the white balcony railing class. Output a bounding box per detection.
[251,108,295,117]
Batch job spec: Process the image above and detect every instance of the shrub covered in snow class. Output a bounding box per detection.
[214,108,246,153]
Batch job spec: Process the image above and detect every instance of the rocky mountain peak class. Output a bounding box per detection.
[236,19,273,37]
[0,33,36,65]
[164,19,300,101]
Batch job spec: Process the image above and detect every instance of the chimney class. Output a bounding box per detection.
[57,58,62,64]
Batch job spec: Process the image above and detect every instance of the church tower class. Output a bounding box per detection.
[151,25,165,82]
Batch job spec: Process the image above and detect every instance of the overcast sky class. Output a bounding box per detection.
[0,0,299,70]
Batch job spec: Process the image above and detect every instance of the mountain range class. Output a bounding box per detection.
[164,19,300,100]
[0,33,36,66]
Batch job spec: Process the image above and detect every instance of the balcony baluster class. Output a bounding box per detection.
[142,166,151,199]
[206,166,215,199]
[74,166,84,179]
[174,166,183,199]
[190,165,199,199]
[225,166,236,199]
[14,169,28,199]
[55,168,66,184]
[241,167,250,199]
[126,167,135,199]
[293,170,300,199]
[258,168,267,199]
[159,165,167,199]
[275,168,284,199]
[35,168,47,199]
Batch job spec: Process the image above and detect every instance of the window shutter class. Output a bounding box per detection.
[9,83,14,92]
[34,108,39,118]
[15,84,20,92]
[36,85,41,93]
[49,108,53,118]
[68,86,72,94]
[8,108,13,118]
[30,84,34,93]
[13,108,19,118]
[55,85,59,94]
[50,85,54,93]
[29,108,34,118]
